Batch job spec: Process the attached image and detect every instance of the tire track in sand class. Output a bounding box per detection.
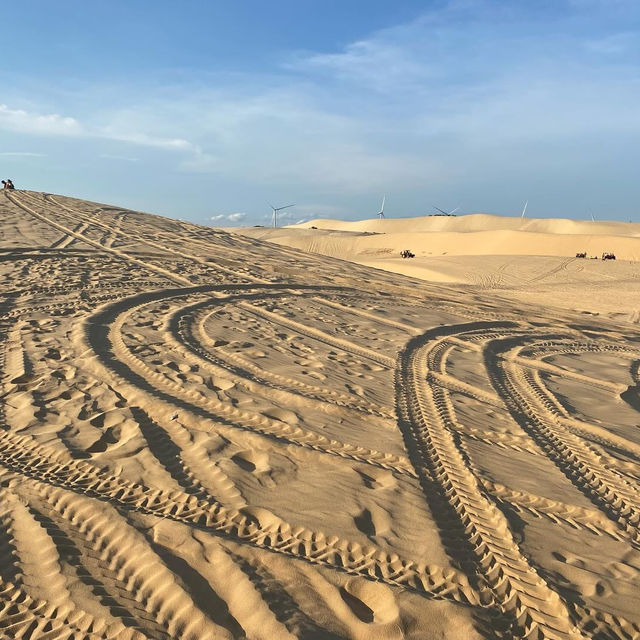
[396,325,586,639]
[81,289,415,478]
[485,337,640,544]
[0,432,477,607]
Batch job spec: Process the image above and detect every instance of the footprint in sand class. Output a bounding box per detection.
[357,468,396,490]
[232,449,270,473]
[263,407,300,426]
[238,506,283,531]
[205,375,235,391]
[245,348,267,358]
[89,409,128,429]
[294,357,324,369]
[354,505,391,538]
[166,360,192,373]
[340,577,400,626]
[86,410,139,455]
[346,383,366,398]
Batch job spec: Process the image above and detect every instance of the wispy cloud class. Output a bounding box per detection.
[210,212,247,224]
[0,151,46,157]
[99,153,139,162]
[0,103,203,157]
[105,130,194,151]
[294,39,431,92]
[289,203,348,219]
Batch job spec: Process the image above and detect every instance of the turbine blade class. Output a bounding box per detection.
[521,200,528,218]
[448,207,459,215]
[432,205,448,215]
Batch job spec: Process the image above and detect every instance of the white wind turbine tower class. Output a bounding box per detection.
[270,203,295,228]
[521,200,528,219]
[378,195,386,219]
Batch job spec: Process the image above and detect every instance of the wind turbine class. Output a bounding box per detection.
[378,195,386,219]
[270,203,294,228]
[521,200,528,219]
[432,205,460,216]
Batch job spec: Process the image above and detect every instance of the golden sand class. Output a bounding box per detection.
[1,190,639,639]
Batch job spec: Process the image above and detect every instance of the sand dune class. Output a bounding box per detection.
[295,212,640,236]
[1,191,639,639]
[249,213,640,261]
[239,215,640,322]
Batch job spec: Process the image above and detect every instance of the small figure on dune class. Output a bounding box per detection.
[2,179,15,190]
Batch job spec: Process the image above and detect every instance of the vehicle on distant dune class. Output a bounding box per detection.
[575,252,587,258]
[400,249,415,259]
[602,252,616,260]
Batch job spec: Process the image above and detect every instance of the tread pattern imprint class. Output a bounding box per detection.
[0,190,639,639]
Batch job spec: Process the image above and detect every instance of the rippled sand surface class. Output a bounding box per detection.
[1,190,639,640]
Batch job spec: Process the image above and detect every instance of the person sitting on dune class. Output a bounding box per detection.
[6,179,14,190]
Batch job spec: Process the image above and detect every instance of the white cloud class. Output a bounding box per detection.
[210,212,247,223]
[289,203,347,218]
[295,39,430,92]
[0,151,46,157]
[0,103,203,158]
[0,104,82,136]
[124,87,446,189]
[105,130,194,151]
[179,148,220,173]
[99,153,139,162]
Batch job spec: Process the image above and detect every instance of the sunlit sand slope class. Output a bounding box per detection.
[1,190,639,639]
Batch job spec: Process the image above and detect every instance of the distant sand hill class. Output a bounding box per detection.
[237,213,640,322]
[243,213,640,261]
[297,213,640,235]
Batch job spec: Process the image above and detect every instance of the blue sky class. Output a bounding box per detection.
[1,0,639,224]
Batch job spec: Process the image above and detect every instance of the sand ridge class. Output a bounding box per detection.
[0,190,639,639]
